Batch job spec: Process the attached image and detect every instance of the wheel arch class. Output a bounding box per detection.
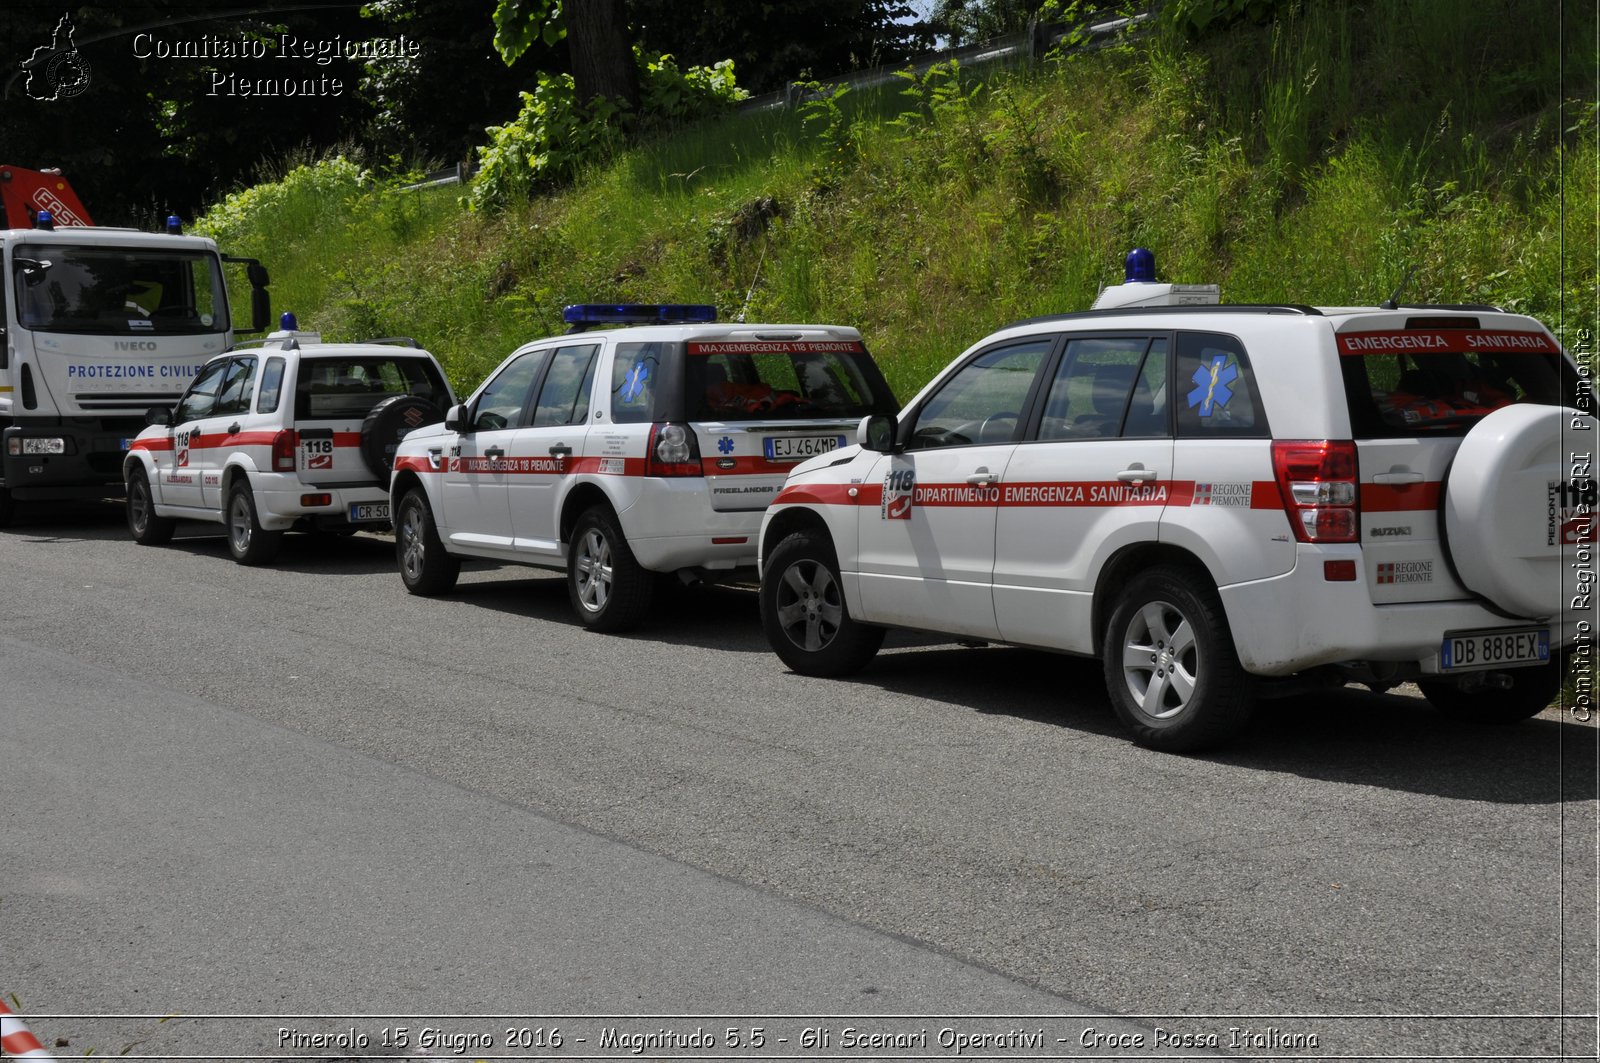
[760,506,834,570]
[1091,543,1219,656]
[391,468,425,508]
[559,481,615,544]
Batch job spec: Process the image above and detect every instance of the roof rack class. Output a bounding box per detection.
[1001,303,1323,331]
[1391,303,1504,313]
[359,336,423,347]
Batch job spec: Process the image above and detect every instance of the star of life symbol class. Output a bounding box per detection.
[22,14,92,101]
[619,362,649,403]
[1187,356,1237,417]
[716,435,735,455]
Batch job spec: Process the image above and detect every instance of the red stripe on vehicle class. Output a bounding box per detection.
[1336,329,1557,355]
[773,483,863,506]
[1250,480,1285,509]
[1363,482,1443,511]
[394,455,435,474]
[129,438,173,452]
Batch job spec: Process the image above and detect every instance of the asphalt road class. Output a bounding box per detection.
[1,501,1595,1061]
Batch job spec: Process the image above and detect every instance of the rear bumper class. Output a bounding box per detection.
[1222,546,1582,675]
[3,422,136,498]
[618,480,764,572]
[254,474,391,531]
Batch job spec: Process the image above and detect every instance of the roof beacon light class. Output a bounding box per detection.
[280,311,299,331]
[34,210,54,230]
[562,303,717,333]
[166,214,182,234]
[1092,248,1220,311]
[1124,247,1156,283]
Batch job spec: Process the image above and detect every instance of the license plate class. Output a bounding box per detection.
[349,501,390,523]
[21,438,64,455]
[120,437,135,451]
[764,434,846,461]
[1440,627,1549,671]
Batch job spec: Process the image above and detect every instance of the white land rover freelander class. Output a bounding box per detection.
[757,250,1595,751]
[125,320,454,564]
[390,304,897,631]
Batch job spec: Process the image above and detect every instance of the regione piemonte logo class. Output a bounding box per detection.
[22,13,92,101]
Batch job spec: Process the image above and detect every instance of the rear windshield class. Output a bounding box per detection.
[294,356,450,420]
[683,340,896,421]
[1338,327,1591,437]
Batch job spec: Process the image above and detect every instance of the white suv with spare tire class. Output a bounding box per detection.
[124,325,454,564]
[757,251,1596,751]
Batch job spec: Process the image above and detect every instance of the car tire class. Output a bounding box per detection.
[226,480,282,565]
[760,530,884,676]
[360,396,444,480]
[1418,656,1565,723]
[1102,565,1254,752]
[568,505,653,632]
[126,466,175,546]
[395,488,459,596]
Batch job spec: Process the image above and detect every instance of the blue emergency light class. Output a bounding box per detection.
[34,211,54,231]
[562,304,718,329]
[166,215,182,234]
[1124,247,1156,283]
[280,311,299,331]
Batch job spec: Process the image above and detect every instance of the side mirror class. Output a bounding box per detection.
[444,403,469,434]
[145,405,173,427]
[857,413,897,453]
[250,288,270,332]
[246,262,270,288]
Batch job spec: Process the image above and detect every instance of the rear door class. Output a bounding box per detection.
[506,340,600,557]
[1334,319,1571,605]
[993,334,1172,652]
[293,353,449,495]
[685,338,894,513]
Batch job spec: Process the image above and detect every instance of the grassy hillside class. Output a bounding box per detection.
[196,1,1597,402]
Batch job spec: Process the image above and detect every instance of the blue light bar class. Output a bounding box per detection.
[562,304,717,326]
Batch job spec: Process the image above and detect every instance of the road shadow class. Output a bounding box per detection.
[848,643,1597,805]
[1,498,130,542]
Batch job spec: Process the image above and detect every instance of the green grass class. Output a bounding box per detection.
[195,1,1598,403]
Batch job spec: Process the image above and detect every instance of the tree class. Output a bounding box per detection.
[493,0,638,108]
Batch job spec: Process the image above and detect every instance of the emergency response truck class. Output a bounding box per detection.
[0,164,270,524]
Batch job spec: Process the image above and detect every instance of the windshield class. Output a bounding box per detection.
[1337,327,1590,436]
[683,340,896,421]
[11,246,229,336]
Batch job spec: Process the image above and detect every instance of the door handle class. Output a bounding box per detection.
[227,422,241,435]
[484,447,506,459]
[549,444,573,458]
[966,466,995,485]
[1116,464,1157,482]
[1373,469,1425,485]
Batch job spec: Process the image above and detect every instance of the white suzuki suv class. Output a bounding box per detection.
[390,304,897,631]
[757,251,1595,751]
[125,324,454,564]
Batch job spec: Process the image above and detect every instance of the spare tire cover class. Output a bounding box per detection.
[1443,403,1597,618]
[361,395,443,479]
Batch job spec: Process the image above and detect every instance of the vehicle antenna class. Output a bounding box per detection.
[1380,264,1418,310]
[736,241,768,324]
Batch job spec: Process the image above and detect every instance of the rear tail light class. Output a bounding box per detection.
[1272,440,1359,543]
[646,422,702,477]
[300,493,332,507]
[272,429,298,471]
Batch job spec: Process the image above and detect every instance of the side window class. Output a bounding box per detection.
[174,360,231,423]
[257,356,286,414]
[472,349,545,432]
[531,344,599,428]
[611,342,664,424]
[1175,332,1268,438]
[212,356,257,416]
[908,339,1052,450]
[1037,337,1165,441]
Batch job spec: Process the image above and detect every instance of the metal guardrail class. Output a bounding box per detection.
[403,10,1151,190]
